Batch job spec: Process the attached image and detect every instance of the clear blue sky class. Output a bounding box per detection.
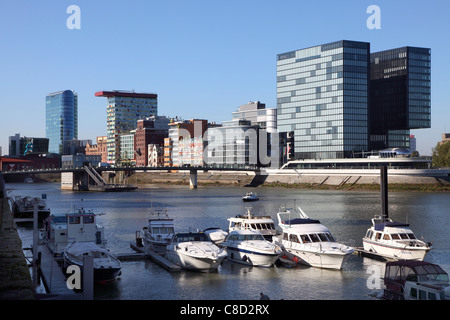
[0,0,448,156]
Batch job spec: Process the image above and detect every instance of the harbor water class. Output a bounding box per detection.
[7,182,450,300]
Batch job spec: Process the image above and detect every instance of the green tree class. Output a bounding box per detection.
[432,141,450,167]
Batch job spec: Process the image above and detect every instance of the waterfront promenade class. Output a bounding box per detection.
[0,173,34,300]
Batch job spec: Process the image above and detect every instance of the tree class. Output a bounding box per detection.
[431,141,450,168]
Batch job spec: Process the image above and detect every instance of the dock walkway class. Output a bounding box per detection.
[37,244,80,298]
[129,242,181,272]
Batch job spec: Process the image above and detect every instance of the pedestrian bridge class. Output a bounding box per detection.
[1,165,259,190]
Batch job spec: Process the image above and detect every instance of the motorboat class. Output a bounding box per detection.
[272,206,354,269]
[12,196,50,225]
[142,208,175,255]
[361,166,432,261]
[228,208,277,241]
[222,229,282,267]
[242,192,259,202]
[203,227,228,244]
[382,260,450,300]
[165,232,227,272]
[362,215,432,261]
[63,241,122,284]
[43,205,106,255]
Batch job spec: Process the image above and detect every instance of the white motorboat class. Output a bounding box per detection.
[382,260,450,300]
[142,208,175,254]
[223,229,282,267]
[63,241,122,284]
[272,206,354,269]
[362,215,431,261]
[44,205,106,255]
[203,227,228,244]
[242,192,259,201]
[165,232,227,272]
[228,208,277,241]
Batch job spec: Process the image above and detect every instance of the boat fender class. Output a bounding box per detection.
[242,255,247,262]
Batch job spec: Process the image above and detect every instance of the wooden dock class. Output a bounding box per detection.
[128,242,181,272]
[353,247,395,262]
[147,252,181,272]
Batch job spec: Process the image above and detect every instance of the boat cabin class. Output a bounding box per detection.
[228,209,276,240]
[45,208,105,254]
[144,219,175,239]
[383,261,450,300]
[364,217,425,247]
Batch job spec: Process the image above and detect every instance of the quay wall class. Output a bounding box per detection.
[124,169,450,190]
[0,173,35,300]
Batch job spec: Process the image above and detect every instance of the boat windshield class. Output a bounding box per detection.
[250,223,275,230]
[50,215,67,224]
[391,233,417,240]
[173,233,209,242]
[285,232,335,243]
[152,227,174,234]
[228,233,266,241]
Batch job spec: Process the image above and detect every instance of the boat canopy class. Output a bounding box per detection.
[284,218,321,225]
[384,261,449,284]
[66,242,109,256]
[374,221,410,231]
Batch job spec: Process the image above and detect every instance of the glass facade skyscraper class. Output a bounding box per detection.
[370,46,431,150]
[277,41,431,160]
[45,90,78,154]
[277,40,370,159]
[95,91,157,164]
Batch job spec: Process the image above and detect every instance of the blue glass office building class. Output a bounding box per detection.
[45,90,78,154]
[277,40,370,159]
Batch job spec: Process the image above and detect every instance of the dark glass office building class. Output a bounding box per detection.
[369,47,431,150]
[277,40,370,159]
[45,90,78,154]
[277,41,431,160]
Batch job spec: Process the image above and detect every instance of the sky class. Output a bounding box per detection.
[0,0,448,156]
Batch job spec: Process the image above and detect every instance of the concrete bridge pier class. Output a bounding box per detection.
[189,169,197,189]
[61,171,89,191]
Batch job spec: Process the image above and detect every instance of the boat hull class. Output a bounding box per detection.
[165,249,225,272]
[225,246,280,267]
[63,256,122,283]
[280,248,351,270]
[363,239,430,261]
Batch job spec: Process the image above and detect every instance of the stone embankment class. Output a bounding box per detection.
[125,170,450,191]
[0,173,35,300]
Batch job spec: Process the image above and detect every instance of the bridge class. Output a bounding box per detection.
[1,164,260,190]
